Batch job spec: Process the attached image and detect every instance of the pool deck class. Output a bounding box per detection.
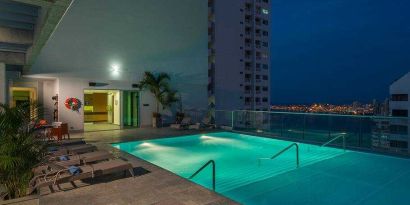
[39,128,238,205]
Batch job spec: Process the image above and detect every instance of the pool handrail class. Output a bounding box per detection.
[321,134,347,151]
[189,160,216,191]
[258,143,300,168]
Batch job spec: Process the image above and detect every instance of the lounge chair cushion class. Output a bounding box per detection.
[68,166,81,175]
[59,155,70,161]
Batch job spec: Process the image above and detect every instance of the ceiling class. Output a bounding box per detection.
[29,0,208,85]
[0,0,39,31]
[0,0,71,70]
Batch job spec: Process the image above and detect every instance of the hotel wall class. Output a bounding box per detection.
[10,77,57,122]
[21,0,208,130]
[56,77,157,131]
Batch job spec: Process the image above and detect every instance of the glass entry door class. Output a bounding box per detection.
[122,91,139,127]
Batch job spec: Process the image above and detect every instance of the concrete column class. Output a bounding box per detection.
[120,90,124,129]
[0,62,6,104]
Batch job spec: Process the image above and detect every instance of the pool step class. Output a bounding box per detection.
[209,149,345,193]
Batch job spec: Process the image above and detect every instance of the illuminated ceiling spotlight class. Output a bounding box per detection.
[111,64,120,73]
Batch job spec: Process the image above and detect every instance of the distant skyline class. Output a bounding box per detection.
[270,0,410,105]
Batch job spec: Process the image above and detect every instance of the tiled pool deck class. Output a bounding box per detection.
[39,128,238,205]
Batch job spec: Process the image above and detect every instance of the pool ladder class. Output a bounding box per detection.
[258,143,300,168]
[321,134,347,151]
[189,160,216,191]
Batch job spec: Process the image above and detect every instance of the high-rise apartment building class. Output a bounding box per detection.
[372,72,410,153]
[388,71,410,152]
[208,0,271,118]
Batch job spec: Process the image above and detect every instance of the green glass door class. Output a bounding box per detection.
[122,91,139,127]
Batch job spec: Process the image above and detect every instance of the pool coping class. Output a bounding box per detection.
[39,129,239,205]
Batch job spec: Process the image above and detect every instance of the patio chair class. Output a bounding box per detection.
[188,117,215,130]
[48,127,62,141]
[170,117,192,129]
[0,192,6,200]
[49,144,97,156]
[29,159,134,194]
[52,138,85,146]
[60,123,70,139]
[50,150,113,168]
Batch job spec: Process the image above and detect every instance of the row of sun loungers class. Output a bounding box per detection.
[29,139,135,195]
[170,117,215,130]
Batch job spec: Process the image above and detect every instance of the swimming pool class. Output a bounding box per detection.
[112,132,410,205]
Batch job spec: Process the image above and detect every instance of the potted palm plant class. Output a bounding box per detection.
[0,102,48,200]
[138,71,179,128]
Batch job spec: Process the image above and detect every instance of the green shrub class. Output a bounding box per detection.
[0,103,48,199]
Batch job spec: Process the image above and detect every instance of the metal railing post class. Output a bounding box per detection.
[231,111,234,129]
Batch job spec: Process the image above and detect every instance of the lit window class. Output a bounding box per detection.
[262,9,269,14]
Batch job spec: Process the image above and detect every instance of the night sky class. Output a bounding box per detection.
[270,0,410,105]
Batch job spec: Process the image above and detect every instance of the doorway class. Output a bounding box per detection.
[122,91,139,128]
[10,87,37,107]
[10,87,37,118]
[83,89,120,132]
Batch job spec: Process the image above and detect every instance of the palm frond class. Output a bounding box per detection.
[138,71,178,113]
[0,102,48,199]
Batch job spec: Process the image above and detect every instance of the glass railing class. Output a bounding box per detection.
[215,110,410,157]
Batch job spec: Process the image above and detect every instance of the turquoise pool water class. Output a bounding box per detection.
[112,132,410,205]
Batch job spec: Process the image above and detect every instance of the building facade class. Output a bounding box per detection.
[372,72,410,153]
[208,0,271,118]
[388,71,410,152]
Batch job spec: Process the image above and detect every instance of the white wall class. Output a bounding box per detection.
[42,80,57,122]
[113,91,120,125]
[57,77,156,131]
[139,92,156,127]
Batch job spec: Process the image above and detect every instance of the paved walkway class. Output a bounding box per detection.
[39,128,238,205]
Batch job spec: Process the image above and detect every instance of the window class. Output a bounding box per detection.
[262,97,268,102]
[262,52,268,59]
[391,94,408,101]
[390,125,408,135]
[262,9,269,15]
[263,31,269,36]
[262,86,268,91]
[262,20,269,25]
[390,140,408,149]
[392,109,408,117]
[263,64,269,69]
[263,75,268,80]
[263,42,268,47]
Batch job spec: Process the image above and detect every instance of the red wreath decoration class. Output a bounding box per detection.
[64,98,82,111]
